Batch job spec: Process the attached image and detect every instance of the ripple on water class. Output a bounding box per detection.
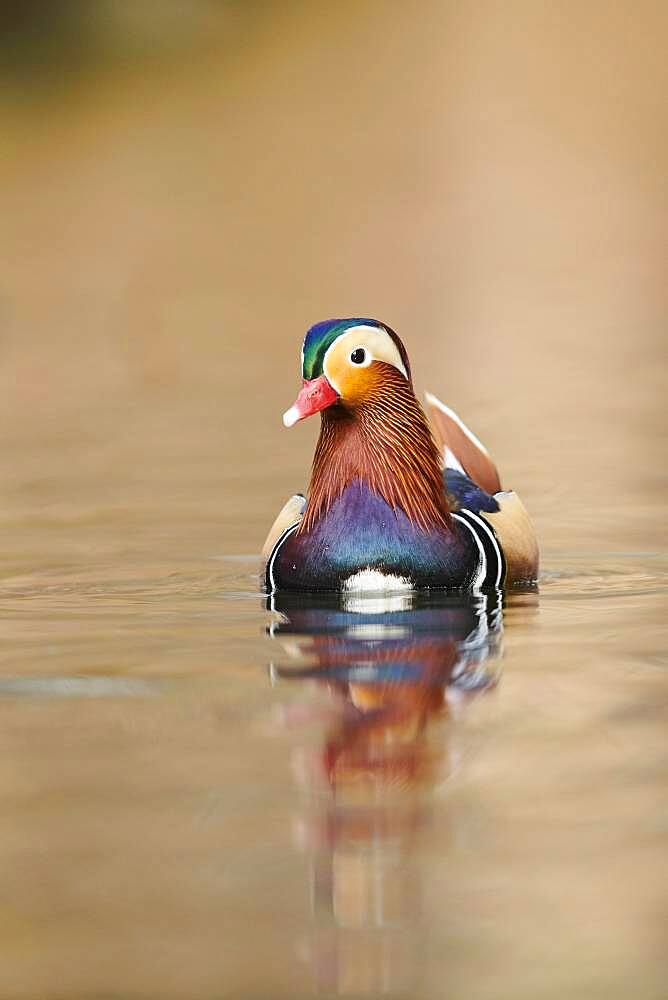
[539,551,668,599]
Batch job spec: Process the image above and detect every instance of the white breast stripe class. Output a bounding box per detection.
[452,513,487,591]
[461,509,503,588]
[267,522,299,594]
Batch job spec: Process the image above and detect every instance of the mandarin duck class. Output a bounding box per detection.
[262,318,538,593]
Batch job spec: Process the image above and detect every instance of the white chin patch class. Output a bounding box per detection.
[341,569,414,613]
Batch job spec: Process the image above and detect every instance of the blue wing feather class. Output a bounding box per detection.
[444,469,499,513]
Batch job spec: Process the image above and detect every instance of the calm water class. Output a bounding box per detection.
[0,492,664,998]
[0,3,666,996]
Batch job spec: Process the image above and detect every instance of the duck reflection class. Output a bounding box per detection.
[268,589,503,996]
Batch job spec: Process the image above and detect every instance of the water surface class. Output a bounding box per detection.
[1,523,664,998]
[0,3,665,996]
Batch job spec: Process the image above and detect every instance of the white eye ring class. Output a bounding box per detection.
[349,346,372,367]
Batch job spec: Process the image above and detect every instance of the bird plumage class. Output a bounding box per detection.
[303,363,448,534]
[263,318,538,593]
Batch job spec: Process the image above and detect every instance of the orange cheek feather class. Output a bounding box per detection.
[327,360,380,405]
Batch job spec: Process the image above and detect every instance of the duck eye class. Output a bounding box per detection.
[350,347,366,365]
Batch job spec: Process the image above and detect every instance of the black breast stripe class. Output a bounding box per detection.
[456,509,506,589]
[265,522,299,594]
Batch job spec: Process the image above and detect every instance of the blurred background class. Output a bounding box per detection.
[0,3,665,999]
[1,0,665,562]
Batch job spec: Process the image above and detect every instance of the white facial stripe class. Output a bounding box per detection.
[322,325,408,392]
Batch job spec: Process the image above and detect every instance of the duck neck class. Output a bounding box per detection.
[301,375,450,534]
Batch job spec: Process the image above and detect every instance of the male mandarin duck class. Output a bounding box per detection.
[262,318,538,593]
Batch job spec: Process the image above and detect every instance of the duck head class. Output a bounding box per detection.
[283,317,450,534]
[283,318,413,427]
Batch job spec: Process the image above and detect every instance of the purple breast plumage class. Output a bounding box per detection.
[266,474,505,593]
